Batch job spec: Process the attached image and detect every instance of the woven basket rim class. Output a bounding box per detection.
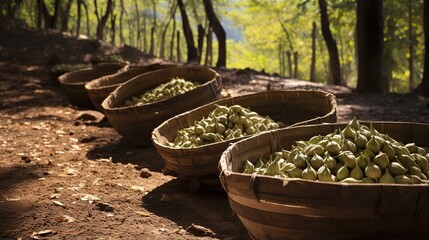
[59,63,128,86]
[101,65,221,112]
[152,90,337,151]
[84,63,176,92]
[219,121,429,190]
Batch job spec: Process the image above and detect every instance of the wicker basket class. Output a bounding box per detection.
[219,122,429,239]
[102,66,223,146]
[59,63,128,108]
[85,63,176,112]
[152,90,337,181]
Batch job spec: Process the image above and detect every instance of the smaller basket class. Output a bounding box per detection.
[152,90,337,181]
[85,63,176,112]
[101,66,223,146]
[219,122,429,239]
[59,63,128,108]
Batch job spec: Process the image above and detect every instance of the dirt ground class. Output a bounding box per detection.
[1,20,429,240]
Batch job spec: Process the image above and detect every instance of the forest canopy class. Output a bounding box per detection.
[0,0,427,93]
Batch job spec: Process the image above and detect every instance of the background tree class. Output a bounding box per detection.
[203,0,226,67]
[356,0,385,93]
[416,0,429,96]
[94,0,113,40]
[178,0,198,63]
[318,0,342,85]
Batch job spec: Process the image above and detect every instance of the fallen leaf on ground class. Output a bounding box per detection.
[55,215,76,223]
[134,210,151,217]
[49,193,61,199]
[80,194,100,203]
[52,200,66,207]
[130,185,145,192]
[31,229,56,239]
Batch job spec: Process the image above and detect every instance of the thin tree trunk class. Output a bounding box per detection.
[61,0,73,32]
[408,0,415,91]
[203,0,226,67]
[177,0,198,63]
[82,0,90,37]
[150,26,155,55]
[286,50,292,78]
[318,0,342,85]
[197,24,205,63]
[176,30,181,63]
[293,51,298,79]
[205,26,213,66]
[133,0,141,49]
[356,0,385,93]
[310,21,317,82]
[416,0,429,96]
[279,42,284,77]
[95,0,114,40]
[111,13,116,45]
[76,0,82,37]
[170,9,177,62]
[160,1,177,58]
[119,0,126,45]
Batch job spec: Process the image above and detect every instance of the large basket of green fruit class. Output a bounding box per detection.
[101,65,223,147]
[85,63,176,112]
[219,119,429,239]
[151,90,337,187]
[59,63,128,108]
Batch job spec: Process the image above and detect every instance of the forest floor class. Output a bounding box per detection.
[2,20,429,240]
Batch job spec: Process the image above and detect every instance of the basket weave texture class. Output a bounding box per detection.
[85,63,176,112]
[102,65,222,146]
[219,122,429,239]
[59,63,128,108]
[152,90,337,178]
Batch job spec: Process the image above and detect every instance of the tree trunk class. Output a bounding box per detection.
[160,2,177,58]
[111,13,116,45]
[408,0,415,91]
[318,0,342,85]
[95,0,114,40]
[119,0,126,45]
[286,50,292,78]
[150,26,155,55]
[356,0,385,93]
[170,8,177,61]
[36,0,43,29]
[176,30,181,63]
[61,0,73,32]
[197,24,205,63]
[177,0,198,63]
[133,0,141,50]
[416,0,429,96]
[76,0,82,37]
[279,42,284,77]
[310,21,317,82]
[203,0,226,67]
[383,16,395,92]
[205,25,213,66]
[82,0,90,37]
[5,0,23,19]
[293,51,298,79]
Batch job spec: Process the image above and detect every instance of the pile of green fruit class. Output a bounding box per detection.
[50,64,87,73]
[124,77,200,106]
[243,118,429,184]
[168,104,279,148]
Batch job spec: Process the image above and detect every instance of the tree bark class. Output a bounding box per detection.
[95,0,113,40]
[176,30,181,62]
[177,0,198,63]
[205,25,213,66]
[408,0,415,91]
[318,0,342,85]
[286,50,292,78]
[160,1,177,58]
[356,0,385,93]
[82,0,90,37]
[197,24,205,63]
[133,0,141,49]
[150,0,157,55]
[203,0,226,67]
[293,51,298,79]
[119,0,126,45]
[60,0,73,32]
[416,0,429,96]
[76,0,82,37]
[170,8,177,61]
[310,21,317,82]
